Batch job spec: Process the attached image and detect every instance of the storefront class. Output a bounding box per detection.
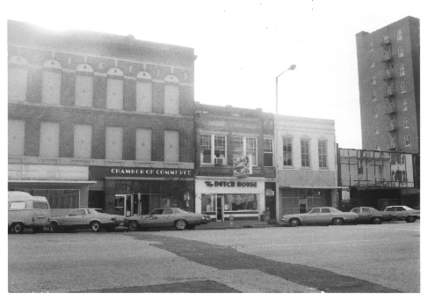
[195,177,265,221]
[89,166,194,216]
[279,188,335,216]
[8,164,94,209]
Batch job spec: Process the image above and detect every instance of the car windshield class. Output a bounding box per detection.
[173,208,188,214]
[329,207,342,213]
[351,208,359,213]
[401,206,413,210]
[150,209,163,215]
[308,208,320,214]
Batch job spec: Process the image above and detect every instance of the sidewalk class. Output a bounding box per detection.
[196,220,279,230]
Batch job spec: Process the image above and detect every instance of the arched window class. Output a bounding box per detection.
[8,56,28,103]
[136,71,152,112]
[164,75,179,115]
[75,64,94,107]
[42,60,62,105]
[106,68,124,110]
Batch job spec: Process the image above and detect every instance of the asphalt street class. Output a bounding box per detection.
[8,222,419,293]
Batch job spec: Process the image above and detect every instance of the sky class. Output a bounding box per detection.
[2,0,426,149]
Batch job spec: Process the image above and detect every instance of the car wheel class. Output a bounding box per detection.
[332,218,344,225]
[50,222,62,233]
[128,221,139,231]
[372,217,382,224]
[405,216,416,223]
[90,221,101,232]
[175,219,187,230]
[13,223,24,234]
[289,218,300,227]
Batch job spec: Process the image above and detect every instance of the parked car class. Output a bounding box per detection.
[125,207,208,230]
[350,206,384,224]
[280,206,358,227]
[383,205,420,223]
[49,208,123,232]
[8,191,51,233]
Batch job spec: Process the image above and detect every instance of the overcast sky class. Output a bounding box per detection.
[4,0,425,149]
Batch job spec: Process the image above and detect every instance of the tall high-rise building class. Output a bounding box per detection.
[356,16,419,153]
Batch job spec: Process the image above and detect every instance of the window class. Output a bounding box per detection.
[301,139,310,167]
[374,113,378,119]
[351,208,360,213]
[403,99,408,111]
[309,208,320,214]
[200,135,212,164]
[375,129,379,135]
[136,128,151,161]
[105,126,123,160]
[33,201,49,209]
[40,122,59,157]
[200,134,227,165]
[164,85,179,114]
[231,136,257,166]
[214,135,226,163]
[164,130,179,162]
[201,194,216,213]
[283,137,293,166]
[263,138,273,166]
[369,40,374,51]
[8,56,28,102]
[321,208,330,213]
[136,81,152,112]
[397,47,404,58]
[8,119,25,156]
[362,207,370,213]
[370,61,375,69]
[42,60,62,105]
[74,124,92,158]
[371,76,376,85]
[371,90,377,102]
[106,68,124,110]
[75,64,94,107]
[404,119,409,128]
[224,194,258,211]
[400,80,407,93]
[318,140,328,168]
[399,65,405,76]
[32,189,79,209]
[397,29,403,41]
[404,135,411,146]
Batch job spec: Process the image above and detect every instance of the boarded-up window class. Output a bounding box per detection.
[136,82,152,112]
[42,71,61,105]
[8,120,25,156]
[9,67,28,102]
[105,127,123,160]
[164,85,179,114]
[106,78,123,110]
[136,128,151,161]
[74,124,92,158]
[164,130,179,162]
[75,75,93,107]
[40,122,59,157]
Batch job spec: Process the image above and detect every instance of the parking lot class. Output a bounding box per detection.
[8,222,419,292]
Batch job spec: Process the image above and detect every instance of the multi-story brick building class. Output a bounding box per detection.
[356,16,420,154]
[8,20,196,215]
[275,116,338,219]
[194,103,276,221]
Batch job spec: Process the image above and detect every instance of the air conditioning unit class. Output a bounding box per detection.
[214,157,224,166]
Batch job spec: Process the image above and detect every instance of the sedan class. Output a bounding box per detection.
[383,205,420,223]
[49,208,123,232]
[350,206,384,224]
[125,207,208,230]
[280,207,358,227]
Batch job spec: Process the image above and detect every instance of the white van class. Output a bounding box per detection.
[8,191,51,233]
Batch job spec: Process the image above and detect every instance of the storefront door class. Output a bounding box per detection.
[216,195,224,221]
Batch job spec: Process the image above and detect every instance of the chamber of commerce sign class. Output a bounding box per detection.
[89,166,193,179]
[204,181,257,188]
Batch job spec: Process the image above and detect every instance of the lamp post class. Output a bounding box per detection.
[274,64,296,222]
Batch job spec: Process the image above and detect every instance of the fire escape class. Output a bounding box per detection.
[381,36,398,151]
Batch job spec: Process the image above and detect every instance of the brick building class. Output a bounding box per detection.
[275,116,338,219]
[8,20,196,215]
[356,16,420,154]
[194,103,276,221]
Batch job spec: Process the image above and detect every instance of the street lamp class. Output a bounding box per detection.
[274,64,296,222]
[275,64,296,114]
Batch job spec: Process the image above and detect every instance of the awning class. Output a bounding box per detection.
[8,180,97,185]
